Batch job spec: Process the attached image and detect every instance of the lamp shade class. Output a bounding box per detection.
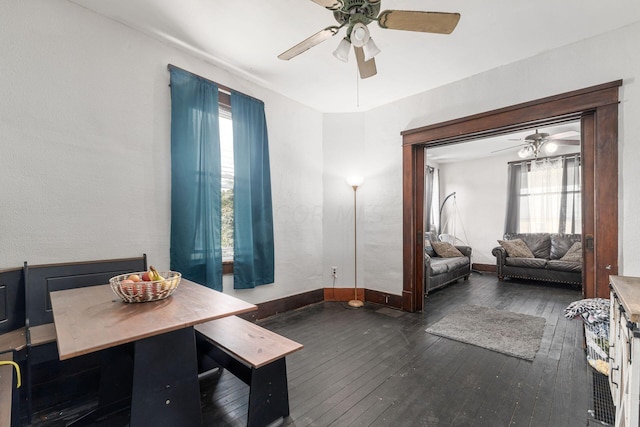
[517,146,532,159]
[333,38,351,62]
[346,175,364,187]
[544,141,558,154]
[350,23,370,48]
[362,37,381,61]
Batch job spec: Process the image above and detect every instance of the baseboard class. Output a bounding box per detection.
[473,263,496,273]
[238,289,324,322]
[364,289,403,310]
[239,287,404,321]
[324,287,364,302]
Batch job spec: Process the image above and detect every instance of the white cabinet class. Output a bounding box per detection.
[609,275,640,427]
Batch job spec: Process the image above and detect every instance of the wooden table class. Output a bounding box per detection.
[50,279,257,427]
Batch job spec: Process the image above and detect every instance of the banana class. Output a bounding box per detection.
[149,266,165,281]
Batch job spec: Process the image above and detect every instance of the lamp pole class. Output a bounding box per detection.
[346,176,364,308]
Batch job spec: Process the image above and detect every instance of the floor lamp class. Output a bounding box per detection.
[346,176,364,308]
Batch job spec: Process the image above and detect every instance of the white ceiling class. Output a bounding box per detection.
[426,122,581,163]
[69,0,640,113]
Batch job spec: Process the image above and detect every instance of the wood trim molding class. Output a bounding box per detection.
[238,289,324,322]
[472,264,497,273]
[402,80,622,311]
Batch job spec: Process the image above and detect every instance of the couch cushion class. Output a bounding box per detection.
[432,241,464,258]
[430,258,450,275]
[504,233,551,259]
[425,240,437,257]
[547,260,582,272]
[498,239,535,258]
[560,242,582,262]
[505,257,548,269]
[550,234,582,259]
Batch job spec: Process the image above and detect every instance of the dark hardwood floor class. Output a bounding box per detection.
[204,273,595,427]
[29,273,601,426]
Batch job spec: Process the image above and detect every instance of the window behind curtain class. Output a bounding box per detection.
[219,106,234,260]
[505,155,581,234]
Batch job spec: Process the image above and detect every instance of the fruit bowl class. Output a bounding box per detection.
[109,271,181,303]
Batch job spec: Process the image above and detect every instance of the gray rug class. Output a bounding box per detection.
[425,304,546,361]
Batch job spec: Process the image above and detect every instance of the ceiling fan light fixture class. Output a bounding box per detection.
[362,37,381,61]
[517,146,532,159]
[333,37,351,62]
[350,22,370,48]
[544,141,558,154]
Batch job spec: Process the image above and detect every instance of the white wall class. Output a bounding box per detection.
[3,1,639,305]
[0,0,324,303]
[437,153,512,265]
[323,21,640,296]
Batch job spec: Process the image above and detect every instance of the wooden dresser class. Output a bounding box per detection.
[609,275,640,427]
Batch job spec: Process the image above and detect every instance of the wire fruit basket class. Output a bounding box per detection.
[110,271,181,303]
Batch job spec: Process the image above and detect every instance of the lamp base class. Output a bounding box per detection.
[348,299,364,308]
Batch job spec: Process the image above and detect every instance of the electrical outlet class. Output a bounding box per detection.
[331,266,338,278]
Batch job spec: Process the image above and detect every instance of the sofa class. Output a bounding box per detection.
[424,232,472,294]
[492,233,582,285]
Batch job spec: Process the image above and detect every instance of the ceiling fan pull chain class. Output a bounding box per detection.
[356,63,360,108]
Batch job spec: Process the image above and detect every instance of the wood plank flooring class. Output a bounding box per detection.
[29,273,598,426]
[202,273,594,427]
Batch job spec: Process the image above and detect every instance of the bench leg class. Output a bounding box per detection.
[248,358,290,427]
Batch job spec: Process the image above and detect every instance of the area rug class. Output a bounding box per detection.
[425,304,546,361]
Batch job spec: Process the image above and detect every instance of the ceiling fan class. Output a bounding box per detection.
[493,130,581,159]
[278,0,461,79]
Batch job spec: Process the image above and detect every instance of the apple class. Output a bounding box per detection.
[120,279,135,293]
[141,271,152,281]
[127,274,142,282]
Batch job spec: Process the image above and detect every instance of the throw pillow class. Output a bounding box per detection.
[431,241,464,258]
[425,239,437,257]
[560,242,582,262]
[498,238,535,258]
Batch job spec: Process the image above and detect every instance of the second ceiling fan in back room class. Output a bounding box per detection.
[493,130,581,159]
[278,0,461,79]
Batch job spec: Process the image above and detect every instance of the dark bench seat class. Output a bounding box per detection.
[23,255,147,421]
[195,315,303,427]
[0,352,20,427]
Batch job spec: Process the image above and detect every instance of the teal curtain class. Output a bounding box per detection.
[231,91,274,289]
[169,67,223,291]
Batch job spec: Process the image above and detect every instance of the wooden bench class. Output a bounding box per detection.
[0,267,27,356]
[0,267,26,427]
[0,352,20,427]
[23,255,147,421]
[195,315,303,427]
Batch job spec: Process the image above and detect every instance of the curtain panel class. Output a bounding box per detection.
[504,154,581,235]
[231,91,275,289]
[169,68,223,291]
[425,166,434,232]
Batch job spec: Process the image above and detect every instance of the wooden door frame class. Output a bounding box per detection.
[401,80,621,312]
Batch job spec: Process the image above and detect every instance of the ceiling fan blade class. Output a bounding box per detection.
[491,143,526,154]
[310,0,343,10]
[278,26,340,60]
[548,130,580,140]
[354,46,377,79]
[551,139,581,146]
[377,11,461,34]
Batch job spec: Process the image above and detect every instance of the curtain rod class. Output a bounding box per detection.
[507,153,580,165]
[166,64,261,103]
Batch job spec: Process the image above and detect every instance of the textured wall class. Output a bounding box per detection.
[322,21,640,295]
[0,0,324,303]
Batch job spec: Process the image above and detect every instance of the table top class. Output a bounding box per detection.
[610,275,640,323]
[50,279,257,360]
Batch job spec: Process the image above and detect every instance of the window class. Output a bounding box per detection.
[219,104,234,261]
[505,155,581,234]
